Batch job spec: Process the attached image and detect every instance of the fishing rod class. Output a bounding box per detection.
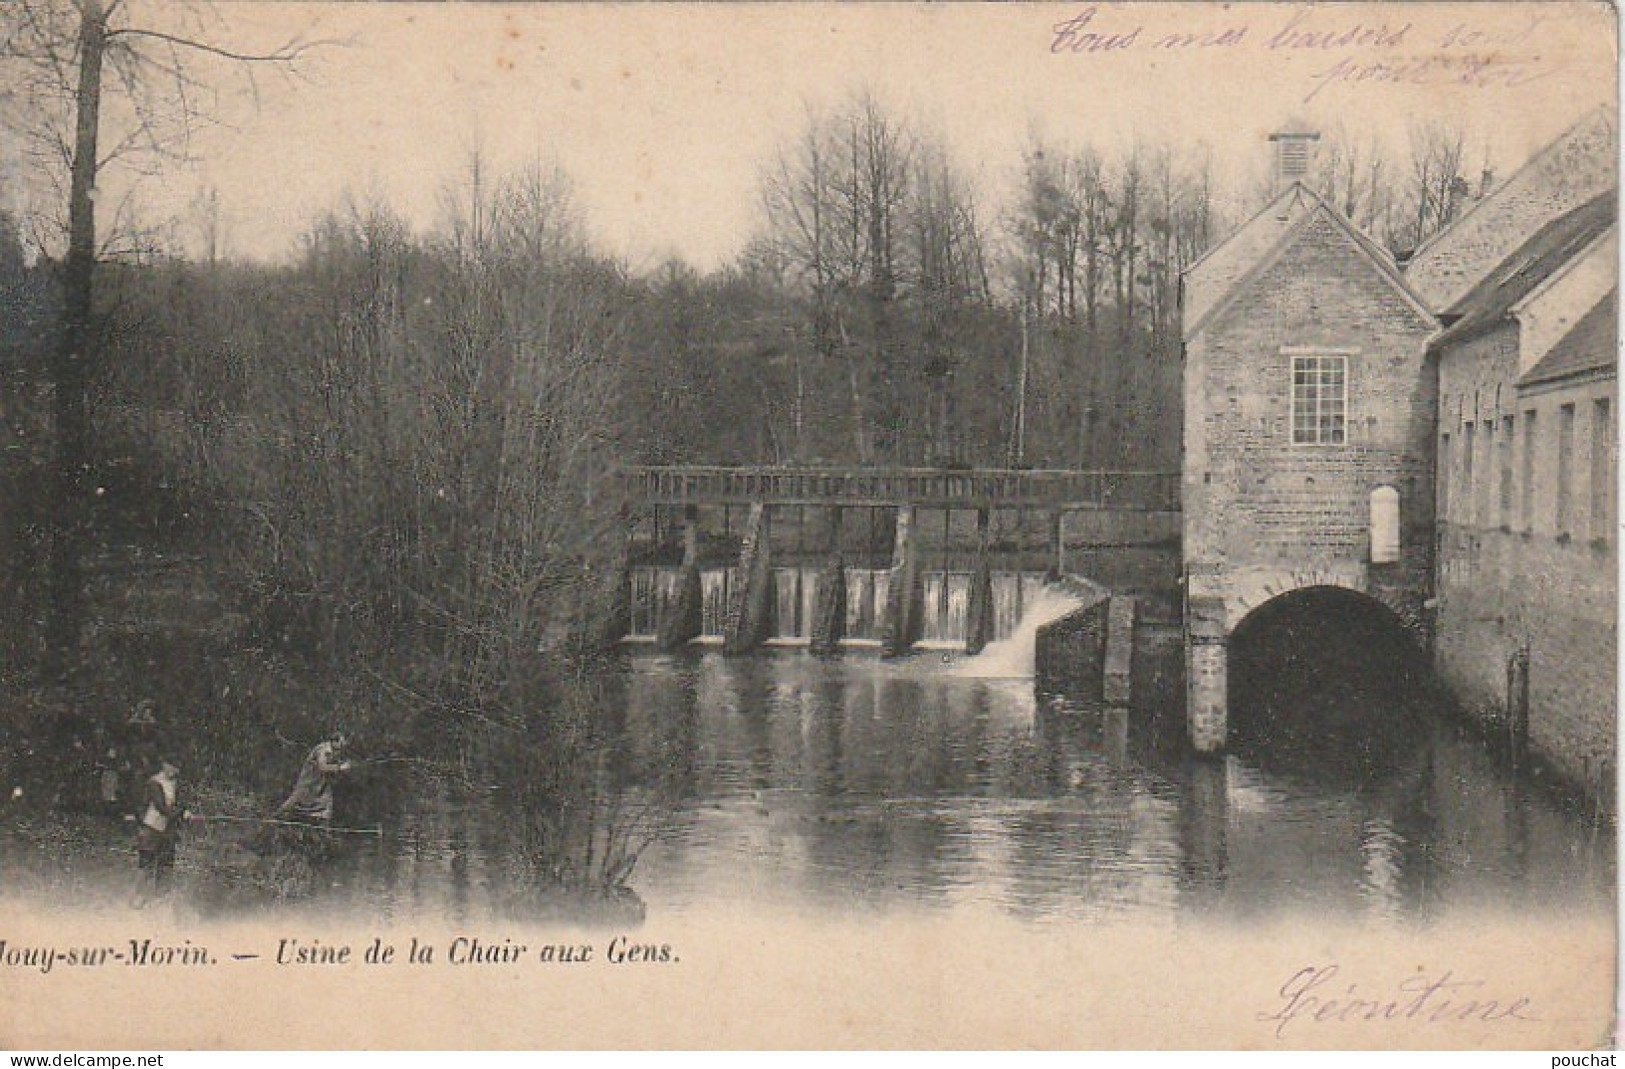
[197,814,385,837]
[358,755,444,768]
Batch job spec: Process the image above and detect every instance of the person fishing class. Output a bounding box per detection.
[133,756,188,906]
[125,699,160,783]
[275,732,353,826]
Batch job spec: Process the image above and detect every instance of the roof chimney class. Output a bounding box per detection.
[1268,123,1320,192]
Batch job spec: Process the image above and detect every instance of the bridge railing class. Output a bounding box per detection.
[622,466,1180,511]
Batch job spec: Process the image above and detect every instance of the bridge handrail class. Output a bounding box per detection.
[620,465,1180,511]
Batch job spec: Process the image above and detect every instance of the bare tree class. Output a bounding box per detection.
[1110,146,1141,348]
[0,0,322,673]
[1006,135,1212,468]
[1396,119,1470,253]
[761,105,865,459]
[1307,123,1396,238]
[762,92,992,461]
[905,140,989,462]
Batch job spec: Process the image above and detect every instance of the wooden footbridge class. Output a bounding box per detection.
[618,465,1179,658]
[624,466,1180,511]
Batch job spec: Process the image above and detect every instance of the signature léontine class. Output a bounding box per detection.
[1260,964,1535,1040]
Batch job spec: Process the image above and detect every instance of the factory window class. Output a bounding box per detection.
[1557,403,1576,538]
[1592,398,1612,543]
[1291,354,1347,445]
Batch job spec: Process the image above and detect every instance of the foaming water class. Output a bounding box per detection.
[951,586,1089,678]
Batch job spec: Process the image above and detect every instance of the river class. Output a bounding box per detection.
[611,648,1613,924]
[2,637,1612,929]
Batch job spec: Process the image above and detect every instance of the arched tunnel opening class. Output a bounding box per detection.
[1228,587,1432,782]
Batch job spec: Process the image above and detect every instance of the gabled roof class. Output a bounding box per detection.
[1411,107,1615,264]
[1429,191,1617,350]
[1518,288,1617,388]
[1184,183,1433,341]
[1182,183,1320,332]
[1405,106,1618,312]
[1269,117,1320,140]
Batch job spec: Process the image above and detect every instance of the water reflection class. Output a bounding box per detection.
[615,651,1612,924]
[5,647,1609,928]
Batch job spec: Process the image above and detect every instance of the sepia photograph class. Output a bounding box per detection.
[0,0,1617,1050]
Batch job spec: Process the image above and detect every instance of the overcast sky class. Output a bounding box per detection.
[5,2,1616,270]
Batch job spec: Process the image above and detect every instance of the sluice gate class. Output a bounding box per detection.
[616,465,1180,664]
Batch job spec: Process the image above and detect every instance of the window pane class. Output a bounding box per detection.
[1522,410,1537,532]
[1290,355,1347,445]
[1592,398,1611,542]
[1558,403,1575,537]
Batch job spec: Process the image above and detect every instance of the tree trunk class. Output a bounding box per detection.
[46,0,106,677]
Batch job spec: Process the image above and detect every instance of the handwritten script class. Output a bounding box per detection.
[1258,963,1535,1040]
[1047,7,1561,103]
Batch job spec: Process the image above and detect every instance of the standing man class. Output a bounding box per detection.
[133,756,185,906]
[275,732,352,825]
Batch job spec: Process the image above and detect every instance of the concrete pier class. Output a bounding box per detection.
[809,554,846,655]
[963,509,995,655]
[880,506,924,657]
[1033,594,1110,695]
[724,503,774,653]
[809,508,846,655]
[657,509,703,650]
[1103,594,1136,706]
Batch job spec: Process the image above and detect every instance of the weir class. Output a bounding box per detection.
[620,465,1181,683]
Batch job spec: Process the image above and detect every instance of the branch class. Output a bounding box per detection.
[103,25,323,65]
[13,1,77,90]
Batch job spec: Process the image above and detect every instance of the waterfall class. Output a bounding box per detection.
[991,572,1043,639]
[627,564,1075,658]
[800,569,819,638]
[628,566,683,639]
[699,568,736,639]
[843,568,886,643]
[773,568,800,639]
[952,584,1085,678]
[920,572,971,646]
[771,567,818,642]
[628,567,654,637]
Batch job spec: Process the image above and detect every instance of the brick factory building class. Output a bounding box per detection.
[1181,109,1617,810]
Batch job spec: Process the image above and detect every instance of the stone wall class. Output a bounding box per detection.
[1435,524,1616,806]
[1435,321,1617,807]
[1034,596,1109,696]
